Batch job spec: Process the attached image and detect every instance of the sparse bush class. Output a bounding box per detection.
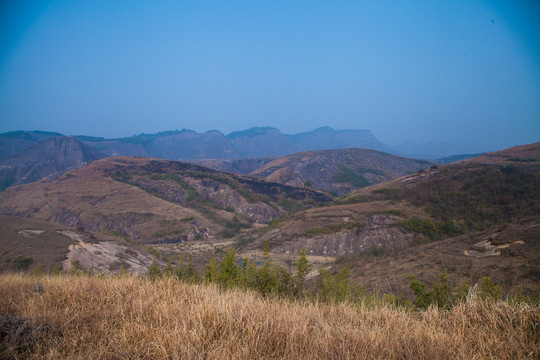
[396,217,465,241]
[306,222,363,236]
[332,194,366,205]
[478,276,501,301]
[316,266,364,304]
[332,164,370,187]
[372,187,401,199]
[397,217,440,239]
[12,256,34,271]
[146,246,160,258]
[220,215,252,238]
[384,293,414,310]
[408,271,453,309]
[378,209,406,217]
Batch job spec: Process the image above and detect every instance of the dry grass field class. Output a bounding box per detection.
[1,274,538,359]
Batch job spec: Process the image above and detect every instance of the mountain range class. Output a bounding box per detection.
[0,127,392,161]
[0,128,425,193]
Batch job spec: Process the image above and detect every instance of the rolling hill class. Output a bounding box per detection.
[241,142,540,295]
[0,157,332,249]
[193,148,433,196]
[249,148,432,195]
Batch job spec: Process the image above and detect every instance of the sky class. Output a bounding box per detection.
[1,0,539,150]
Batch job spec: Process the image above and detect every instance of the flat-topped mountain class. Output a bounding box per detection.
[226,127,301,157]
[0,136,106,190]
[289,126,394,153]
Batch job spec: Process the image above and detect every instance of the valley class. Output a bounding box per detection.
[0,130,538,300]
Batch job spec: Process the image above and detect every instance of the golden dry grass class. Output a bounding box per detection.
[0,274,538,359]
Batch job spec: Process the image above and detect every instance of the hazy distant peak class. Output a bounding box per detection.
[227,127,281,138]
[312,126,335,133]
[297,127,372,135]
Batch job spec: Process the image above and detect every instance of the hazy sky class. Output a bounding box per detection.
[1,0,539,148]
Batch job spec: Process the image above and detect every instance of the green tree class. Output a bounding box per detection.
[295,248,311,293]
[148,260,162,280]
[205,258,219,284]
[218,250,239,288]
[316,266,351,303]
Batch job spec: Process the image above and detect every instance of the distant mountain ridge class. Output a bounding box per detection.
[69,127,393,160]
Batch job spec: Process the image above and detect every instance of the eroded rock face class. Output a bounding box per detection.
[184,177,282,224]
[63,239,161,275]
[257,214,411,257]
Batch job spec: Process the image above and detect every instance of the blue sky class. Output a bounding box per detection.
[1,0,539,149]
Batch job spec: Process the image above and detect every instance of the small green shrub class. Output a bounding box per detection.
[316,266,364,304]
[220,215,252,238]
[478,276,501,301]
[147,260,162,280]
[378,209,406,217]
[12,256,34,271]
[408,271,472,310]
[332,194,366,205]
[307,222,363,236]
[332,164,370,187]
[146,246,161,258]
[397,217,440,239]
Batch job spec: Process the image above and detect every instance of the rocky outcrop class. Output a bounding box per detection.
[257,214,411,257]
[61,230,162,275]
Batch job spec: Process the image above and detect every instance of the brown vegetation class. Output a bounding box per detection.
[250,148,432,195]
[0,274,538,359]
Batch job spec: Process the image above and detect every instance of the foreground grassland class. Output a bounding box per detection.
[1,274,538,359]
